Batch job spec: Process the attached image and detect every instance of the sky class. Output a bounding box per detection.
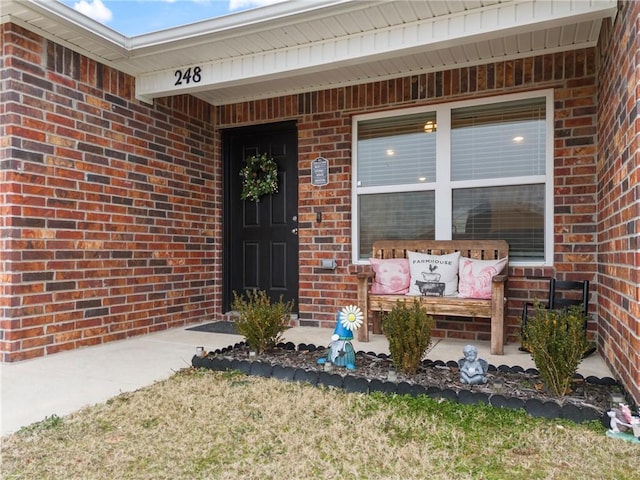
[58,0,287,36]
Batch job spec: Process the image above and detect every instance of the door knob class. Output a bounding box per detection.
[291,228,298,235]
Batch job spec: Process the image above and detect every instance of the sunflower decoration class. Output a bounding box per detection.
[340,305,363,332]
[239,153,278,202]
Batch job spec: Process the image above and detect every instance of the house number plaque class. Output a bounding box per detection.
[311,157,329,186]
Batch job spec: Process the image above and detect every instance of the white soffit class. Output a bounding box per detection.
[2,0,618,106]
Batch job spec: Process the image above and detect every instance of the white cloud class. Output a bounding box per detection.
[73,0,113,23]
[228,0,286,12]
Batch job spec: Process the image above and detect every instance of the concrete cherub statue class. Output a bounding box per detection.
[458,344,488,385]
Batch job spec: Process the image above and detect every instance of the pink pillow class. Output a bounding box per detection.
[369,258,411,294]
[458,257,508,299]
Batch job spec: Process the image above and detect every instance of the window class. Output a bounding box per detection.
[353,91,553,264]
[357,112,437,187]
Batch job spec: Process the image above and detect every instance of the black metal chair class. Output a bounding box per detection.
[548,278,589,321]
[520,277,592,355]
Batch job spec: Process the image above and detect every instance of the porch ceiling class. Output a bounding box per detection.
[2,0,617,106]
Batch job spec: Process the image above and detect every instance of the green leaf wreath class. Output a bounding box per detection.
[239,153,279,202]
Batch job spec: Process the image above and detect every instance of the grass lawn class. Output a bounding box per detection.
[2,368,638,479]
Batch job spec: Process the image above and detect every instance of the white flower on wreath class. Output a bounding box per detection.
[340,305,363,331]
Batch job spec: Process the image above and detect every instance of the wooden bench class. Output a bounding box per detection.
[356,239,509,355]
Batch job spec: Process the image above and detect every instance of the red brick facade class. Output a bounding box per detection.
[1,23,220,360]
[596,0,640,404]
[218,49,601,342]
[1,7,638,403]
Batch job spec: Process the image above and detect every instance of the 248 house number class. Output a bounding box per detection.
[174,66,202,86]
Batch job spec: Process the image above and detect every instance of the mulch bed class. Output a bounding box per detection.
[192,342,626,425]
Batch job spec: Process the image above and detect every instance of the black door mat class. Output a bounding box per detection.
[186,321,240,335]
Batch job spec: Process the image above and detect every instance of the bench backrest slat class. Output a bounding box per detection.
[372,240,509,266]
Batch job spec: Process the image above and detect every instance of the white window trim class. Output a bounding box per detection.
[351,89,555,267]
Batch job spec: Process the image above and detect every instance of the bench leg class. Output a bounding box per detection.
[357,279,369,342]
[371,312,383,334]
[358,313,369,342]
[491,295,505,355]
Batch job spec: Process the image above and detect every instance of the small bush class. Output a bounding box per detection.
[382,300,435,375]
[232,290,294,354]
[523,304,590,397]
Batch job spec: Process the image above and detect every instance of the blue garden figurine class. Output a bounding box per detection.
[317,305,363,370]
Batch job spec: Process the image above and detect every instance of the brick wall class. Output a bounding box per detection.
[0,24,221,361]
[1,21,606,363]
[218,49,600,342]
[596,1,640,404]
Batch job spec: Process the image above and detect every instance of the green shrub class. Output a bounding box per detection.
[382,300,435,375]
[523,304,590,397]
[232,290,294,354]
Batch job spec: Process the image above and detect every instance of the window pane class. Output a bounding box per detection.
[359,191,435,259]
[451,98,546,181]
[452,185,544,260]
[357,113,436,187]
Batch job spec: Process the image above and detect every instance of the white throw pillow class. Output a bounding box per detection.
[458,257,508,299]
[407,251,461,297]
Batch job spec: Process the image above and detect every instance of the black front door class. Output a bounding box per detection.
[223,121,298,312]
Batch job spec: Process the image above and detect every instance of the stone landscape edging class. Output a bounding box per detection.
[192,342,622,425]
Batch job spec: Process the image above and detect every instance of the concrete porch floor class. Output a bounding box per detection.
[1,323,614,436]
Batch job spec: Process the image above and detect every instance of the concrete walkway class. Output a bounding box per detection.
[1,323,614,436]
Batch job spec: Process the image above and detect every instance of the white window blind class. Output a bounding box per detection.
[358,113,437,187]
[451,98,546,181]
